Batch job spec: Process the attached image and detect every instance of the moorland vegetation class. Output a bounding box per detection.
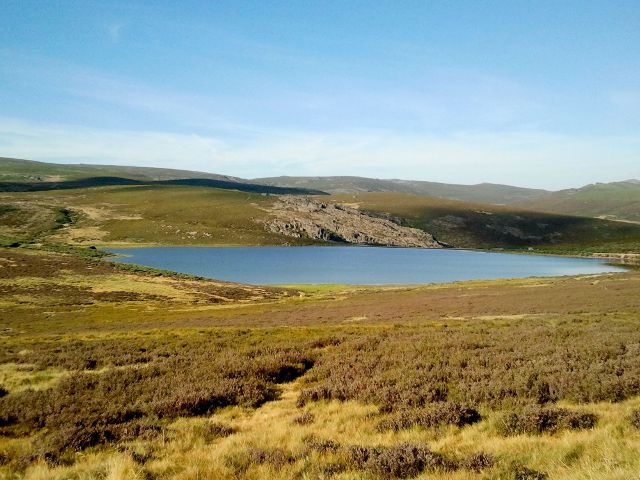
[1,247,640,479]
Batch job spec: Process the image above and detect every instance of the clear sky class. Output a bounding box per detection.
[1,0,638,189]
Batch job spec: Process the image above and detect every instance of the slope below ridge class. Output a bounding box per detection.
[327,191,640,253]
[516,180,640,222]
[253,175,548,204]
[0,157,244,183]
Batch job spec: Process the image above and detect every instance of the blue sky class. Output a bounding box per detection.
[1,0,639,189]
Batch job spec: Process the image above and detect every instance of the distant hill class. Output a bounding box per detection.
[2,157,639,224]
[0,157,242,183]
[516,180,640,223]
[0,158,324,195]
[1,156,639,253]
[253,175,548,204]
[257,176,640,224]
[328,191,640,253]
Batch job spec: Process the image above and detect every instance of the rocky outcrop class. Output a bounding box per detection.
[264,196,443,248]
[589,253,640,265]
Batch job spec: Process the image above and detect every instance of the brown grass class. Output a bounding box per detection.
[1,246,640,478]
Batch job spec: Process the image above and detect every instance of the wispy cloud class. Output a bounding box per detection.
[1,117,638,189]
[106,23,124,42]
[0,52,637,189]
[0,50,544,135]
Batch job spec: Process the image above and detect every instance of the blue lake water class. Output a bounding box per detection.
[105,246,627,285]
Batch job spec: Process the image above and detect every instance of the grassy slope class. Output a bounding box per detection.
[5,157,638,223]
[255,175,547,204]
[0,185,318,246]
[328,191,640,253]
[0,157,239,182]
[516,180,640,223]
[2,185,639,252]
[2,248,640,479]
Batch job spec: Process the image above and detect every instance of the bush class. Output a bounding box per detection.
[347,443,457,478]
[293,411,315,425]
[302,435,340,453]
[200,421,236,442]
[0,335,315,462]
[246,446,294,469]
[294,321,640,410]
[499,406,597,436]
[465,451,495,472]
[509,462,549,480]
[376,402,481,431]
[629,409,640,429]
[296,386,333,407]
[0,385,8,398]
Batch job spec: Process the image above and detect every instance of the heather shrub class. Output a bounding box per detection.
[308,336,343,349]
[0,334,315,462]
[508,462,549,480]
[246,446,295,469]
[200,421,236,442]
[499,406,597,436]
[347,443,457,478]
[297,385,333,407]
[465,451,495,472]
[295,320,640,410]
[629,409,640,429]
[302,435,340,453]
[376,402,481,431]
[292,411,315,425]
[32,419,160,464]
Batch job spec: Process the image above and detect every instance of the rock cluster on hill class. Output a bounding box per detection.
[265,196,443,248]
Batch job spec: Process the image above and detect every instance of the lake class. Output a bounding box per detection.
[105,246,627,285]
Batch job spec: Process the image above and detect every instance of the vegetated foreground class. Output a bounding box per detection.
[1,247,640,479]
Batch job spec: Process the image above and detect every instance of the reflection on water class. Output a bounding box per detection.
[106,246,627,285]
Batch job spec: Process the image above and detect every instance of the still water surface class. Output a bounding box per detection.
[105,246,626,285]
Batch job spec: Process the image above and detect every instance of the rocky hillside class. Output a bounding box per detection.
[264,196,443,248]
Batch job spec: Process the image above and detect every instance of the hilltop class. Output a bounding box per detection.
[254,175,547,204]
[256,175,640,223]
[515,180,640,223]
[0,157,241,183]
[0,158,324,196]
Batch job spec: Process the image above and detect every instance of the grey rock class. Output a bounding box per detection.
[264,196,443,248]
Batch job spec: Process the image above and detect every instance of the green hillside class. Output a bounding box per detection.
[0,157,239,183]
[0,158,324,195]
[2,158,639,252]
[329,192,640,253]
[0,185,316,247]
[5,158,638,223]
[255,175,548,204]
[517,180,640,223]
